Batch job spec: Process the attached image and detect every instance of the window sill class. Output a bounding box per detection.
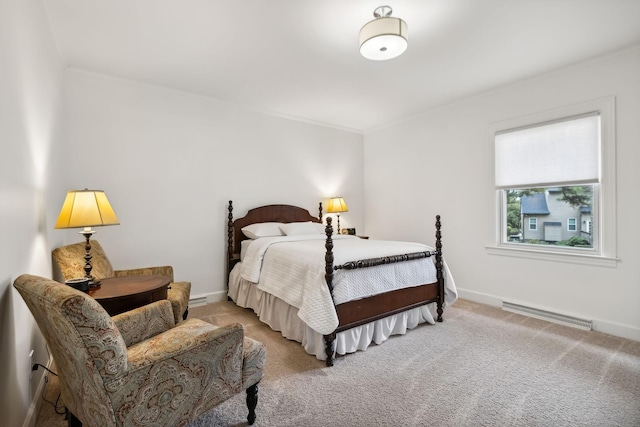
[486,244,618,268]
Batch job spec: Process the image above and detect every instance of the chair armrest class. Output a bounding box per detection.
[104,321,246,396]
[112,300,175,347]
[113,266,174,282]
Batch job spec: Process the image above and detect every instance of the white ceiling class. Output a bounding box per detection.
[43,0,640,133]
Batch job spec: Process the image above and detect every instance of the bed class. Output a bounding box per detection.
[226,201,457,366]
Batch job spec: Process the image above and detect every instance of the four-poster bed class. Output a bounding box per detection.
[226,201,457,366]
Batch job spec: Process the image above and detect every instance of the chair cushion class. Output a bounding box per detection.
[112,300,175,347]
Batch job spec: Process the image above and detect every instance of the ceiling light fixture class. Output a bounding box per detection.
[359,6,408,61]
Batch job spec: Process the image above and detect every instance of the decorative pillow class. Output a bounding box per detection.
[279,221,325,236]
[241,222,285,239]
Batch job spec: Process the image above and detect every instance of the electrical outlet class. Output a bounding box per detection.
[29,349,34,379]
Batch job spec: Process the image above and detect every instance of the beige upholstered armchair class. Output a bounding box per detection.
[52,240,190,324]
[14,274,266,426]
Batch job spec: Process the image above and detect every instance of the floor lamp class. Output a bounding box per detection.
[327,197,348,234]
[54,189,120,288]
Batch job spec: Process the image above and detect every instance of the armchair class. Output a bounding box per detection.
[52,240,190,324]
[13,274,266,426]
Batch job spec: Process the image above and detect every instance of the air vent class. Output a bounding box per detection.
[502,301,593,331]
[189,296,208,308]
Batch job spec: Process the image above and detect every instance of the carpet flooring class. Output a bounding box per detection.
[36,299,640,426]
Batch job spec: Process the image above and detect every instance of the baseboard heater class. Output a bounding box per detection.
[502,301,593,331]
[189,296,208,308]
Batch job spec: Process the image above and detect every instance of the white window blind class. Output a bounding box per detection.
[495,113,600,189]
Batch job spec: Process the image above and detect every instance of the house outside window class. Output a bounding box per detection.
[488,97,617,266]
[516,187,592,246]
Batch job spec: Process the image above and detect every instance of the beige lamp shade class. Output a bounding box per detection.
[55,189,120,229]
[326,197,349,214]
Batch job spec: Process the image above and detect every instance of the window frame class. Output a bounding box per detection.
[487,97,617,267]
[567,218,577,232]
[528,217,537,231]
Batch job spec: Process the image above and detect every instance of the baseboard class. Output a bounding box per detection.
[594,319,640,342]
[456,288,502,308]
[456,287,640,342]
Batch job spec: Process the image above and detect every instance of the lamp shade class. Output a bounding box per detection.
[360,7,408,61]
[326,197,349,214]
[55,189,120,229]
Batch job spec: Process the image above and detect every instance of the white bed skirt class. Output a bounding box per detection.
[228,265,441,361]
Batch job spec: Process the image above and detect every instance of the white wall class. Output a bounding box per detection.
[0,0,65,424]
[364,46,640,340]
[59,70,364,299]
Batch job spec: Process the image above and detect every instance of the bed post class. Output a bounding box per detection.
[227,201,234,288]
[323,217,336,367]
[435,215,444,322]
[319,202,323,222]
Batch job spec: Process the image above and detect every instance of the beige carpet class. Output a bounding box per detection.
[36,299,640,426]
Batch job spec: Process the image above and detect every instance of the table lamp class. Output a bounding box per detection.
[326,197,348,234]
[55,189,120,287]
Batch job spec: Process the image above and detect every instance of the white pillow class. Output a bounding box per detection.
[241,222,284,239]
[279,221,325,236]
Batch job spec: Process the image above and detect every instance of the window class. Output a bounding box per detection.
[488,97,617,266]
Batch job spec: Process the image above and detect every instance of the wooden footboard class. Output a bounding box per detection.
[323,216,445,366]
[335,282,440,330]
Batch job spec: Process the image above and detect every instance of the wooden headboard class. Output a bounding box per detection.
[227,201,323,271]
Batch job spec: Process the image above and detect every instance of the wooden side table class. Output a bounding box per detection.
[88,275,170,316]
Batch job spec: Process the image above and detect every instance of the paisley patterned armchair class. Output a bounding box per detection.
[52,240,190,324]
[13,274,266,426]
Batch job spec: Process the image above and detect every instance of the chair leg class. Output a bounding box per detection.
[66,409,82,427]
[246,383,259,425]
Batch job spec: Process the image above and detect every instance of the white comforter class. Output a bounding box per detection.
[240,234,457,335]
